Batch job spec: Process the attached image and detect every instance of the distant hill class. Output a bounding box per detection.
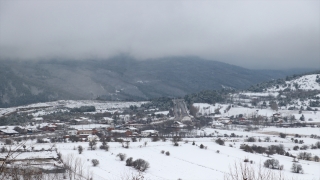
[248,70,320,92]
[0,56,314,107]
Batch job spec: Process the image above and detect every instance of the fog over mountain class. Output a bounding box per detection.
[0,1,319,69]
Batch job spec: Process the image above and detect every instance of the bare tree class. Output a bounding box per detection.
[224,161,285,180]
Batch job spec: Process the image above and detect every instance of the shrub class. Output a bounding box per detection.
[192,141,195,145]
[314,155,319,162]
[279,133,286,138]
[36,138,45,143]
[216,150,220,153]
[1,146,7,153]
[264,159,279,169]
[244,158,249,163]
[117,153,126,161]
[200,144,204,149]
[100,144,109,151]
[132,159,150,172]
[151,136,159,142]
[298,152,312,160]
[264,137,271,142]
[92,159,99,166]
[174,142,179,146]
[291,163,303,173]
[300,145,308,150]
[161,150,165,154]
[166,151,170,156]
[240,144,253,153]
[215,138,224,145]
[315,141,320,148]
[172,136,182,143]
[293,146,299,150]
[247,137,256,142]
[4,139,12,145]
[132,137,137,142]
[78,145,83,154]
[126,157,133,166]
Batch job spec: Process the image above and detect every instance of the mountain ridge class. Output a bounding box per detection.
[0,56,315,107]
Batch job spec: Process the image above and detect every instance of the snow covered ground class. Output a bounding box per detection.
[193,102,320,123]
[6,127,318,180]
[267,74,320,92]
[0,100,147,118]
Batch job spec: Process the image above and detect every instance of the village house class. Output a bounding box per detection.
[110,129,132,137]
[0,128,19,136]
[211,121,224,128]
[141,130,158,137]
[67,130,77,135]
[77,128,97,135]
[70,117,90,125]
[100,117,114,124]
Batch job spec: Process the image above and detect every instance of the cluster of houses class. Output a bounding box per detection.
[0,114,161,142]
[208,112,319,129]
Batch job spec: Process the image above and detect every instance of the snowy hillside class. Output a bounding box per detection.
[267,74,320,92]
[0,100,147,118]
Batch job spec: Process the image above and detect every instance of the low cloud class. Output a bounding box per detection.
[0,1,319,69]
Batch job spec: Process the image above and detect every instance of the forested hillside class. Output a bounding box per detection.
[0,56,313,107]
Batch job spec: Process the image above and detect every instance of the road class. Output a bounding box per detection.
[172,99,189,120]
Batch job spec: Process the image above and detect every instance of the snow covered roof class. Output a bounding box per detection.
[111,130,127,133]
[0,129,18,134]
[141,130,158,133]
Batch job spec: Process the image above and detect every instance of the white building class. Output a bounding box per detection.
[141,130,158,137]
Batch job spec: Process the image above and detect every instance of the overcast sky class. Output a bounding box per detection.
[0,0,319,69]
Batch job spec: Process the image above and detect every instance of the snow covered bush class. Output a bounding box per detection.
[279,133,286,138]
[291,163,303,173]
[117,153,127,161]
[298,152,312,160]
[126,157,133,166]
[263,159,279,169]
[132,159,150,172]
[92,159,99,166]
[300,145,308,150]
[215,138,224,145]
[151,136,160,142]
[166,151,170,156]
[78,145,83,154]
[247,137,256,142]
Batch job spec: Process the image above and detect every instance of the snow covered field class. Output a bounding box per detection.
[0,100,147,118]
[193,102,320,123]
[10,127,319,180]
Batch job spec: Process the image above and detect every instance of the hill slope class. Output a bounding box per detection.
[0,56,313,107]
